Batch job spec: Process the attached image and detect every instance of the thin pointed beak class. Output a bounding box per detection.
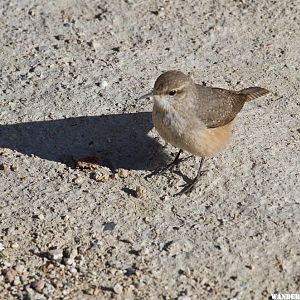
[138,91,153,100]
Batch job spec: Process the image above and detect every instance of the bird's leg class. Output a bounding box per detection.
[145,149,183,179]
[177,157,206,195]
[163,149,183,172]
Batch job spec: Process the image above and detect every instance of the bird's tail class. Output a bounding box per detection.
[238,87,270,101]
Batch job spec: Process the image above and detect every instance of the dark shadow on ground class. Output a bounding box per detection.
[0,112,168,170]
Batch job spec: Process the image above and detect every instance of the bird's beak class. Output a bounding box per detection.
[138,91,153,100]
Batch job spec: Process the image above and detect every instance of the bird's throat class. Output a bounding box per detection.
[153,95,173,111]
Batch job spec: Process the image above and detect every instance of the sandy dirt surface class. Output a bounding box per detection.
[0,0,299,299]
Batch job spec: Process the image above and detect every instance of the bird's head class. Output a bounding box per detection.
[140,70,195,109]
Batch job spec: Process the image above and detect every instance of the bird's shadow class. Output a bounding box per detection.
[0,112,168,170]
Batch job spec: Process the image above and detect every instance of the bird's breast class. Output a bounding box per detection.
[152,103,233,157]
[152,103,192,147]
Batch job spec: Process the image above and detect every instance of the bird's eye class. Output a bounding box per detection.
[169,90,177,96]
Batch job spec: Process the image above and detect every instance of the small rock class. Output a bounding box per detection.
[135,185,145,198]
[90,239,102,249]
[117,168,129,178]
[142,247,150,255]
[10,286,18,295]
[69,267,77,273]
[33,213,45,220]
[73,176,84,185]
[0,242,4,251]
[2,260,11,268]
[91,40,102,50]
[103,222,116,231]
[46,249,63,261]
[61,214,69,221]
[135,280,145,289]
[15,264,25,274]
[100,80,108,89]
[112,173,119,180]
[84,288,94,295]
[54,34,65,40]
[63,247,78,260]
[11,242,19,249]
[125,267,136,277]
[90,171,109,183]
[178,296,191,300]
[63,258,75,266]
[38,214,45,220]
[113,283,123,294]
[0,163,10,172]
[42,283,55,294]
[20,274,28,283]
[31,279,45,292]
[13,276,21,286]
[5,269,17,283]
[62,289,69,296]
[36,45,49,52]
[10,165,17,171]
[25,287,46,300]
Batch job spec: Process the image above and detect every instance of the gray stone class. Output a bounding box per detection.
[31,280,45,292]
[113,283,123,294]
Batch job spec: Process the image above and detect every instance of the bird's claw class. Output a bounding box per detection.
[175,170,208,196]
[144,163,177,180]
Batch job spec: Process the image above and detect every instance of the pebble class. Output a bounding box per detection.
[63,247,78,260]
[33,213,45,220]
[54,34,65,40]
[0,242,4,251]
[42,283,55,294]
[117,168,129,178]
[0,163,10,172]
[63,258,75,266]
[5,269,17,283]
[73,176,84,185]
[100,80,108,89]
[25,288,46,300]
[103,222,116,231]
[11,242,19,249]
[125,267,136,277]
[113,283,123,294]
[61,214,70,221]
[178,296,191,300]
[46,249,63,261]
[37,214,45,220]
[135,185,145,198]
[20,274,28,283]
[90,171,109,183]
[31,279,45,292]
[10,165,17,171]
[2,260,11,268]
[91,40,102,50]
[135,280,145,289]
[142,247,150,255]
[69,267,77,273]
[13,276,21,286]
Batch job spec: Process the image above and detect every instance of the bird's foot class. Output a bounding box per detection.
[144,160,179,180]
[175,170,208,196]
[145,150,184,180]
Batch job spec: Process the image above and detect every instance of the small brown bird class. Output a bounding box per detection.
[143,70,270,194]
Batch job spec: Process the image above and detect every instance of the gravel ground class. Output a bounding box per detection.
[0,0,299,299]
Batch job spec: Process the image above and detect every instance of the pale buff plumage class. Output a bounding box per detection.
[146,70,270,194]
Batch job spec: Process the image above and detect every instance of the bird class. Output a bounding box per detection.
[142,70,270,195]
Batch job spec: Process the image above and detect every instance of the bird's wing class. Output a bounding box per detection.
[195,85,247,128]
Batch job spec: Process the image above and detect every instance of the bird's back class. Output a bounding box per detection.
[195,85,269,128]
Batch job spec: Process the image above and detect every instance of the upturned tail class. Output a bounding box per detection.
[238,87,270,101]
